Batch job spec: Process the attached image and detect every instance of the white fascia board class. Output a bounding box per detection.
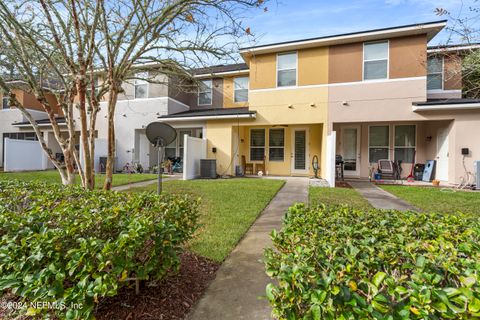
[193,69,250,78]
[428,45,480,53]
[413,103,480,111]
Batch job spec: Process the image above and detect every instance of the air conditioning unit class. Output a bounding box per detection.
[476,161,480,190]
[200,159,217,179]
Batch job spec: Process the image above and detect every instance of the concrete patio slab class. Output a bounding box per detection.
[348,180,417,211]
[187,177,309,320]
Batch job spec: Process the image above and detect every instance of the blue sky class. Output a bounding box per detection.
[242,0,476,47]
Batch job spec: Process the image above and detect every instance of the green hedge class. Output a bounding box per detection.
[265,204,480,319]
[0,180,199,319]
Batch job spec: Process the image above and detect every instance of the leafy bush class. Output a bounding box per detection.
[265,204,480,319]
[0,180,199,319]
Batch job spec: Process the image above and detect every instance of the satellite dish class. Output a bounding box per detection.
[145,122,177,195]
[145,122,177,147]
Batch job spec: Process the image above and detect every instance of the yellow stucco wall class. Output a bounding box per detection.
[223,76,249,108]
[248,47,329,90]
[298,47,329,86]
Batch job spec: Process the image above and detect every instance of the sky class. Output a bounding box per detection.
[241,0,478,48]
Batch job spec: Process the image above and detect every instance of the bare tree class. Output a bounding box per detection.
[0,0,268,190]
[0,0,108,189]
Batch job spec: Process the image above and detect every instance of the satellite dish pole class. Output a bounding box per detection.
[145,122,177,195]
[156,137,164,195]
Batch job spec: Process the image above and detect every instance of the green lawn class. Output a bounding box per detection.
[309,186,373,210]
[0,170,159,188]
[130,178,285,262]
[380,185,480,216]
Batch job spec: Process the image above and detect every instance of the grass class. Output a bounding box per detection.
[309,186,373,210]
[0,170,159,188]
[380,185,480,216]
[130,178,285,262]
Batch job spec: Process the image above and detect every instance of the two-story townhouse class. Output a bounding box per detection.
[158,20,480,185]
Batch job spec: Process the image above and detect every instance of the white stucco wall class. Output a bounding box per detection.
[96,97,189,171]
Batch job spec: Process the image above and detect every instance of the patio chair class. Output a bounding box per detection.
[377,159,394,179]
[255,156,266,175]
[241,155,254,175]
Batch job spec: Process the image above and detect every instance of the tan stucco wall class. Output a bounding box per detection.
[389,35,427,79]
[328,79,427,124]
[329,42,363,83]
[223,76,249,108]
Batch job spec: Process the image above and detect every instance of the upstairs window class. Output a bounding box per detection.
[427,56,443,90]
[277,52,297,87]
[363,41,388,80]
[234,77,249,103]
[134,72,149,99]
[2,96,9,109]
[250,128,265,161]
[198,79,212,105]
[394,125,416,163]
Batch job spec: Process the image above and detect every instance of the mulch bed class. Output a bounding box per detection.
[335,181,352,188]
[95,251,220,320]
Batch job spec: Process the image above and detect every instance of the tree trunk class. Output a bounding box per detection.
[103,88,119,190]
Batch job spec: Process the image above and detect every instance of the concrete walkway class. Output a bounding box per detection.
[348,180,417,211]
[188,177,309,320]
[111,175,180,191]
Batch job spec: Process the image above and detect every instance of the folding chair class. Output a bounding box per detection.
[378,159,394,179]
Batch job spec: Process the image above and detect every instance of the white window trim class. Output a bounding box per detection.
[234,76,249,103]
[393,124,417,162]
[249,128,266,162]
[2,96,9,109]
[268,128,285,162]
[198,79,213,106]
[134,73,149,99]
[427,56,444,91]
[368,124,391,164]
[276,51,298,88]
[363,40,389,81]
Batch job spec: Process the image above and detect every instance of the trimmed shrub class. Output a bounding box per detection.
[0,180,199,319]
[265,204,480,319]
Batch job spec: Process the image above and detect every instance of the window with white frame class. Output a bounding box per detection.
[427,56,443,90]
[198,79,212,105]
[369,125,389,163]
[269,128,285,161]
[2,96,9,109]
[250,128,265,161]
[363,41,388,80]
[134,72,149,99]
[234,77,249,103]
[277,52,297,87]
[394,125,416,163]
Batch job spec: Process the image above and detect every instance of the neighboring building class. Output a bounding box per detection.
[0,85,65,169]
[2,20,480,186]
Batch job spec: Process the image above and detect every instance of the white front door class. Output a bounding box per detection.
[436,127,449,181]
[342,126,361,176]
[291,128,309,175]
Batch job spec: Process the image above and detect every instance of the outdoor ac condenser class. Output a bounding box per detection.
[476,161,480,190]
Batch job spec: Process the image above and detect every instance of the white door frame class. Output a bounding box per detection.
[436,126,449,181]
[291,127,309,175]
[341,125,361,177]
